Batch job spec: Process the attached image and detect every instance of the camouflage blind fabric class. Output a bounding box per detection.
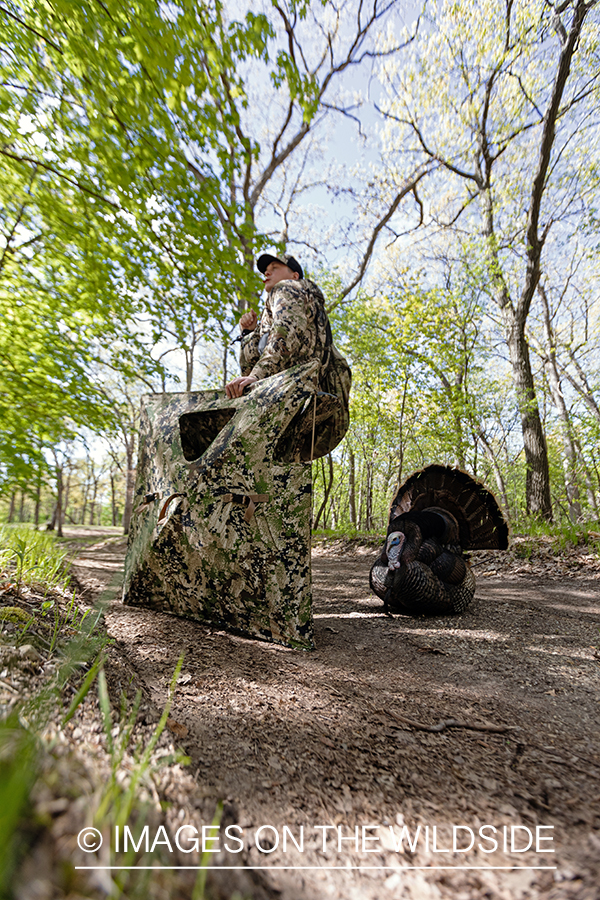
[123,360,341,650]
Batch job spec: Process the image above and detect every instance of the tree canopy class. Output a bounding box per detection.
[2,0,599,529]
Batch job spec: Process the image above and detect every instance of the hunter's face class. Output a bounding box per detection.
[263,261,299,292]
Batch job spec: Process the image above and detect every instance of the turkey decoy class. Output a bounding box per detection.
[370,465,509,616]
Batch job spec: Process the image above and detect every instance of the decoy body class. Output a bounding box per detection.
[370,465,509,616]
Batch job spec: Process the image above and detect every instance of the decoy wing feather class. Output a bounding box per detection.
[389,464,508,550]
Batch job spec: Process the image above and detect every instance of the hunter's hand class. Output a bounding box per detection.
[239,309,258,332]
[225,375,258,399]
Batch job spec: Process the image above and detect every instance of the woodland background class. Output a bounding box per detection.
[1,0,599,537]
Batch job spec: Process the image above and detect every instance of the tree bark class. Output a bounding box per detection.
[504,308,553,518]
[89,481,98,525]
[538,285,581,521]
[7,490,16,523]
[34,466,42,527]
[110,472,117,526]
[223,341,228,387]
[364,461,374,531]
[348,448,357,526]
[62,466,72,530]
[476,429,510,518]
[574,436,599,515]
[185,347,193,392]
[313,454,334,530]
[122,431,136,535]
[453,406,466,470]
[53,463,64,538]
[80,476,89,524]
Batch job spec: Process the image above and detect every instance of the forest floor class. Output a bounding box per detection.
[5,525,600,900]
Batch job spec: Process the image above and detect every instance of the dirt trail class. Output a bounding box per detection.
[70,527,600,900]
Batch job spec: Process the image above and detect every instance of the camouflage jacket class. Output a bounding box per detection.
[240,278,329,381]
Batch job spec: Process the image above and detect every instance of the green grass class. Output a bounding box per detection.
[313,518,600,556]
[0,524,70,595]
[0,567,219,898]
[0,601,198,897]
[0,527,236,898]
[0,599,108,895]
[514,517,600,553]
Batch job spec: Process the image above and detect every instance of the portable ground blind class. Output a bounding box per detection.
[122,360,340,650]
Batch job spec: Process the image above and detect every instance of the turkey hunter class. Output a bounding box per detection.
[226,253,321,396]
[225,251,351,455]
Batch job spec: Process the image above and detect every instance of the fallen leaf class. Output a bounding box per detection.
[167,718,188,738]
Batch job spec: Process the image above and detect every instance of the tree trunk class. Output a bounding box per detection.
[543,378,580,518]
[537,285,581,521]
[185,348,193,392]
[574,436,599,515]
[7,490,16,523]
[111,473,117,526]
[452,381,466,469]
[476,429,510,517]
[34,467,42,527]
[504,309,552,519]
[313,454,334,529]
[356,454,366,531]
[396,371,409,490]
[364,462,374,531]
[476,0,591,522]
[62,468,72,530]
[223,341,229,387]
[501,0,590,519]
[54,464,64,538]
[89,478,98,525]
[348,448,357,526]
[122,432,136,535]
[81,479,89,525]
[329,492,339,528]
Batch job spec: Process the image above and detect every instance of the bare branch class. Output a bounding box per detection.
[432,191,479,228]
[0,163,37,273]
[506,69,545,120]
[0,4,63,53]
[557,355,600,424]
[518,0,591,325]
[270,100,295,161]
[412,183,424,227]
[375,105,483,184]
[322,101,368,138]
[249,121,311,208]
[251,1,423,210]
[331,165,432,309]
[272,2,297,66]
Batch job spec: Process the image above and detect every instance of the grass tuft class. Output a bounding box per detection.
[0,524,70,595]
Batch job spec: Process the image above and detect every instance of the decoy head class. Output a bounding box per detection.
[385,531,405,570]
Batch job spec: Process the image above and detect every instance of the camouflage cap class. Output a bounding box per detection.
[257,252,304,280]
